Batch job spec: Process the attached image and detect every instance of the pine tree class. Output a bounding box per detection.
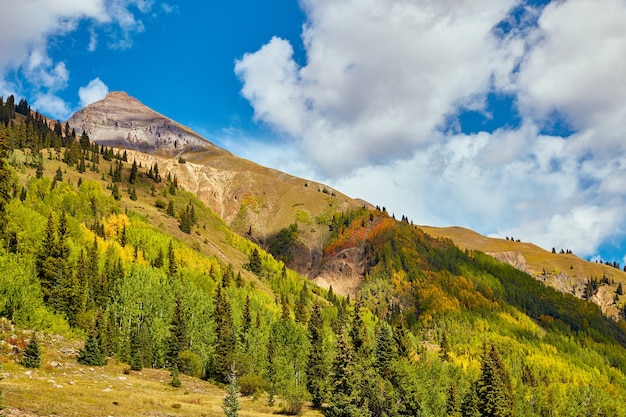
[475,344,513,417]
[446,381,460,416]
[129,324,145,371]
[171,364,182,387]
[307,303,327,409]
[129,159,138,184]
[167,294,188,367]
[247,248,262,276]
[374,323,396,379]
[168,240,177,276]
[222,365,241,417]
[461,386,481,417]
[22,335,41,368]
[214,289,236,381]
[77,334,107,366]
[440,332,451,361]
[350,302,369,357]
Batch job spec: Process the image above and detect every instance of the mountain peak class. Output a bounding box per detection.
[69,91,227,156]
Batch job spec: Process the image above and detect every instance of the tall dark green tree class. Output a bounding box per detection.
[129,159,138,184]
[167,294,188,367]
[0,130,12,237]
[77,334,107,366]
[306,303,327,409]
[214,288,236,382]
[475,345,513,417]
[374,322,396,379]
[247,248,262,276]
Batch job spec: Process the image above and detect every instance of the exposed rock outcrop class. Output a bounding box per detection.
[69,92,225,156]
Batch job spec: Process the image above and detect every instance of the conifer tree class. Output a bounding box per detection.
[374,322,396,379]
[22,335,41,368]
[350,302,369,358]
[247,248,262,276]
[129,324,145,371]
[167,240,177,276]
[461,387,481,417]
[214,289,236,381]
[267,332,276,407]
[440,332,451,361]
[129,159,138,184]
[171,363,182,387]
[77,334,107,366]
[475,344,513,417]
[307,303,327,409]
[167,294,188,367]
[295,284,309,324]
[222,365,241,417]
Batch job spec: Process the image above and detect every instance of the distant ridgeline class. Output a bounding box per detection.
[2,96,626,416]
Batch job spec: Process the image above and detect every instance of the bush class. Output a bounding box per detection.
[155,199,167,209]
[178,350,203,378]
[238,373,268,397]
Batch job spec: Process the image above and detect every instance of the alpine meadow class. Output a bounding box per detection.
[2,91,626,417]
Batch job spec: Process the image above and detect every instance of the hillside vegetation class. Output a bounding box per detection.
[1,97,626,416]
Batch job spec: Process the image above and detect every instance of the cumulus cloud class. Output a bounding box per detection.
[79,78,109,108]
[0,0,154,118]
[236,0,520,177]
[236,0,626,258]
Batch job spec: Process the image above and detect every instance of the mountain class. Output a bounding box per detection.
[68,91,222,155]
[68,92,367,290]
[3,94,626,416]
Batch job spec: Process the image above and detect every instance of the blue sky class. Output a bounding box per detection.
[2,0,626,264]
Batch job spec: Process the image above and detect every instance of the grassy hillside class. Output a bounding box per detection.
[2,98,626,416]
[420,225,626,318]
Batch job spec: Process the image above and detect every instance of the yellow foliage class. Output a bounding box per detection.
[103,213,131,238]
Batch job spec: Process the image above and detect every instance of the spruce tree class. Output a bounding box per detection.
[171,364,182,387]
[22,335,41,368]
[307,303,327,409]
[476,344,513,417]
[166,294,188,367]
[214,289,236,382]
[167,240,177,276]
[77,334,107,366]
[222,365,241,417]
[247,248,262,276]
[374,323,396,379]
[129,159,138,184]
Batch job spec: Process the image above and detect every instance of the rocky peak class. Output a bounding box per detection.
[68,91,227,156]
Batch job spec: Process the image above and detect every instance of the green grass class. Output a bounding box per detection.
[1,328,322,417]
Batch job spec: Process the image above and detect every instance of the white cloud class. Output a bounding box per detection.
[236,0,521,177]
[236,0,626,258]
[79,78,109,108]
[33,93,73,121]
[0,0,154,118]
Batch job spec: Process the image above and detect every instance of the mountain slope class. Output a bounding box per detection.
[68,92,367,282]
[2,96,626,416]
[419,225,626,318]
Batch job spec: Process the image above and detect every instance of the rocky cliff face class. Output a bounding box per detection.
[68,92,225,156]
